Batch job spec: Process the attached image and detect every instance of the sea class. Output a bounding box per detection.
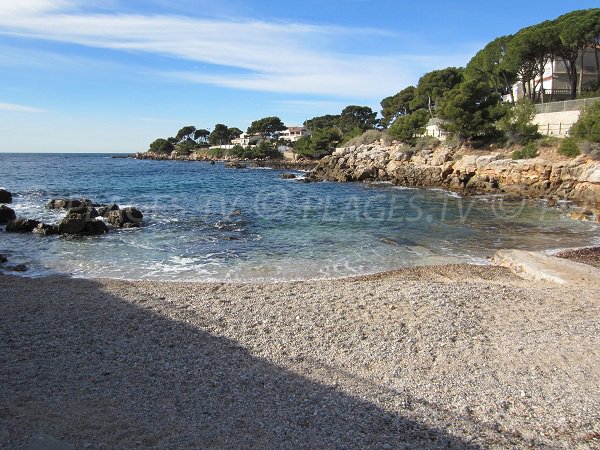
[1,153,598,281]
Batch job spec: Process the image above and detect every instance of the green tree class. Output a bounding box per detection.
[570,101,600,142]
[466,36,518,102]
[209,124,230,146]
[193,129,210,144]
[247,116,286,140]
[295,128,342,158]
[388,110,429,144]
[228,127,243,140]
[380,86,416,128]
[411,67,464,117]
[304,114,340,131]
[149,138,174,154]
[495,100,539,144]
[175,126,196,143]
[337,105,378,134]
[437,79,503,140]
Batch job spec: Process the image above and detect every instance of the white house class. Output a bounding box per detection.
[278,126,311,142]
[231,132,261,146]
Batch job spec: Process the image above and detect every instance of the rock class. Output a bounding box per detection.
[225,161,246,169]
[58,216,87,234]
[0,254,7,263]
[33,223,59,236]
[5,219,40,233]
[0,205,16,224]
[568,210,593,221]
[8,264,28,272]
[83,219,109,235]
[0,189,12,204]
[66,205,99,219]
[280,173,296,179]
[97,204,120,217]
[47,198,92,210]
[107,207,143,228]
[58,215,108,235]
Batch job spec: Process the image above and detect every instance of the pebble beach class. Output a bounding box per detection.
[1,262,599,449]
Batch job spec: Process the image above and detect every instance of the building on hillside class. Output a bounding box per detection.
[278,126,311,142]
[423,118,447,140]
[510,46,600,102]
[231,133,262,146]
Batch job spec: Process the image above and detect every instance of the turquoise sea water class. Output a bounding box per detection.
[0,153,598,281]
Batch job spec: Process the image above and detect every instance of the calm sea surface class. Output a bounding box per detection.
[0,153,598,281]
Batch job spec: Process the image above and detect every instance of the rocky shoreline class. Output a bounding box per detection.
[129,152,318,171]
[307,142,600,217]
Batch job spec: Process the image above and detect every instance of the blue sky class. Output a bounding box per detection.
[0,1,597,153]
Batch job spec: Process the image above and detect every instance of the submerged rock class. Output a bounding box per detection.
[107,207,143,228]
[8,264,28,272]
[5,219,40,233]
[0,205,16,224]
[0,189,12,204]
[0,254,7,263]
[280,173,297,179]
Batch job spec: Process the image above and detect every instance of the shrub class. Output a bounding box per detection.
[413,136,440,152]
[557,137,580,158]
[570,101,600,143]
[148,138,174,154]
[496,100,539,145]
[344,130,393,147]
[537,136,560,148]
[512,142,538,160]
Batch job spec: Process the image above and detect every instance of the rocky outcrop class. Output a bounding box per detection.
[307,143,600,210]
[0,189,12,204]
[6,219,41,233]
[225,160,246,169]
[0,205,16,224]
[107,207,143,228]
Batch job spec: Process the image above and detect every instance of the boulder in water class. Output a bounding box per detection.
[225,161,246,169]
[5,219,40,233]
[58,215,108,235]
[107,207,143,228]
[0,189,12,204]
[97,204,119,217]
[33,223,59,236]
[66,205,99,219]
[280,173,297,179]
[47,198,92,210]
[0,205,16,224]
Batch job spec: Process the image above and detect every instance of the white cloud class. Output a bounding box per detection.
[0,102,48,113]
[0,1,470,99]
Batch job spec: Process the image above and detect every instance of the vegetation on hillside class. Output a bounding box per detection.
[145,9,600,160]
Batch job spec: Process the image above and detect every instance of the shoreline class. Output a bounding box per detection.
[1,254,599,449]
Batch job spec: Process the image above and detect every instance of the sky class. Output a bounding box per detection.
[0,1,598,153]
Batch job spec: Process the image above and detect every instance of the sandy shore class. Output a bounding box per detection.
[1,264,599,449]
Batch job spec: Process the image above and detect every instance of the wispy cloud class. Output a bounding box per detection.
[0,1,470,99]
[0,102,48,113]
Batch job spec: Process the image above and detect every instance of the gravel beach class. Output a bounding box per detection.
[1,264,599,449]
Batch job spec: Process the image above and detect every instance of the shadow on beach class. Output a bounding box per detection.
[0,275,480,449]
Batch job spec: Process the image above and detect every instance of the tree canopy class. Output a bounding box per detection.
[247,116,286,139]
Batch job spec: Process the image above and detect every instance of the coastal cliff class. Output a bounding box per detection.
[307,142,600,213]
